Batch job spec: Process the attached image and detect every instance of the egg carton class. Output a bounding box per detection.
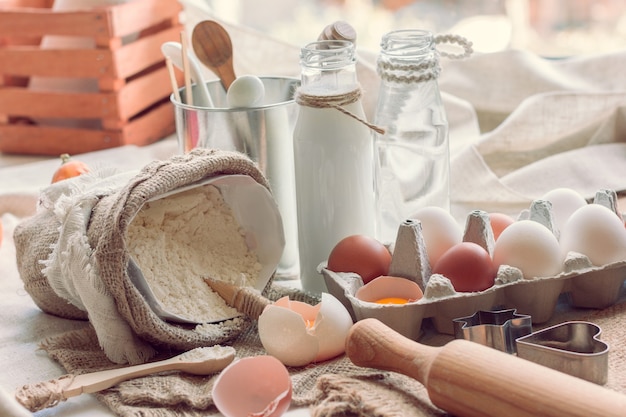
[321,189,626,341]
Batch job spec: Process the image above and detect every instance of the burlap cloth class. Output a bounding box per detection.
[8,146,443,416]
[14,148,281,365]
[15,293,626,417]
[26,307,444,417]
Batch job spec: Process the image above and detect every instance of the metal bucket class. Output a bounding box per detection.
[172,77,300,278]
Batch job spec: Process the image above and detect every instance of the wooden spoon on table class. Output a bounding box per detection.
[15,346,236,412]
[192,20,236,91]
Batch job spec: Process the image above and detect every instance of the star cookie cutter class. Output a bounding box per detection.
[515,321,609,385]
[452,309,532,354]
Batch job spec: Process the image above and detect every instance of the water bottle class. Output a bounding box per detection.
[374,29,451,244]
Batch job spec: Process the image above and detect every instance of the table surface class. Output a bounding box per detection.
[2,136,626,417]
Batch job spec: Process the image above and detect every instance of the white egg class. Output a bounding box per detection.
[258,293,353,367]
[560,203,626,266]
[411,206,463,268]
[540,188,587,235]
[493,219,562,279]
[226,75,265,108]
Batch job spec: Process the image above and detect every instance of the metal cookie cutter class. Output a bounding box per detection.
[516,321,609,385]
[453,309,533,354]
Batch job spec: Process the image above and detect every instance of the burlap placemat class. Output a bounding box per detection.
[15,287,626,416]
[20,286,442,417]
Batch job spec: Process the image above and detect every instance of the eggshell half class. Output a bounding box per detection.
[258,299,320,367]
[355,275,424,303]
[212,355,292,417]
[258,294,353,367]
[313,292,354,362]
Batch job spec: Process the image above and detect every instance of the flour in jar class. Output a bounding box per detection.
[126,184,262,322]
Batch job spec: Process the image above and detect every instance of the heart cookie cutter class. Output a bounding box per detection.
[452,309,532,354]
[516,321,609,385]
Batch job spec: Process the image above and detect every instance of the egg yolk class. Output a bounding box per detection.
[305,319,315,328]
[374,297,409,305]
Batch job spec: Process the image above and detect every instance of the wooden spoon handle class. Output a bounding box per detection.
[347,318,626,417]
[62,359,180,398]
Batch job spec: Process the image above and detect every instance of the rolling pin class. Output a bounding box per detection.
[346,318,626,417]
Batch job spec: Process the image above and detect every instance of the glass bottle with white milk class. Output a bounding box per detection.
[293,40,376,294]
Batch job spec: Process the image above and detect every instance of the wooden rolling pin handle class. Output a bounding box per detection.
[346,318,626,417]
[346,317,437,385]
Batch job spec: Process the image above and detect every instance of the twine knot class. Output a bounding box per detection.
[295,87,385,135]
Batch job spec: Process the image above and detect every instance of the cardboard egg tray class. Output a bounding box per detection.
[321,189,626,341]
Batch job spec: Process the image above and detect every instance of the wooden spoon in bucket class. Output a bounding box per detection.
[192,20,236,91]
[346,318,626,417]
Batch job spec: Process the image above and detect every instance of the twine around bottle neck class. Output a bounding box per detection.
[377,33,473,84]
[295,87,385,135]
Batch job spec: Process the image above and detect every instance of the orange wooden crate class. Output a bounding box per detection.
[0,0,184,155]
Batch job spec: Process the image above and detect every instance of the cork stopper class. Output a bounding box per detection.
[318,21,357,44]
[204,278,272,320]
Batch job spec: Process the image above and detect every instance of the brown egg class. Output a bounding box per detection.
[489,212,515,240]
[327,234,392,284]
[433,241,496,292]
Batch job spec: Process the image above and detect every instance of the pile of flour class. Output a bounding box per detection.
[126,184,262,322]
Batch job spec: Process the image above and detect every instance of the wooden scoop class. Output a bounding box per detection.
[205,277,271,320]
[191,20,236,91]
[346,318,626,417]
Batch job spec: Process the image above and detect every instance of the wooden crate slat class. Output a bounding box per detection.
[109,0,182,38]
[0,87,117,119]
[116,65,172,120]
[0,47,115,78]
[0,9,111,38]
[0,0,50,8]
[0,123,124,155]
[114,23,182,79]
[120,100,174,146]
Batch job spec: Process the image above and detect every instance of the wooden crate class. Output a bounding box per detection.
[0,0,184,155]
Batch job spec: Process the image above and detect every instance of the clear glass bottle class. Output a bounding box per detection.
[293,40,376,294]
[374,30,450,244]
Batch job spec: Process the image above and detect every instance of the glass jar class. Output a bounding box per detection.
[293,40,376,294]
[373,29,450,244]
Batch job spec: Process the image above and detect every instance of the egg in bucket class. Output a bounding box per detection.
[171,77,300,279]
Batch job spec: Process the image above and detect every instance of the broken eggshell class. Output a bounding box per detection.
[257,293,353,367]
[350,276,425,340]
[354,275,424,304]
[212,355,292,417]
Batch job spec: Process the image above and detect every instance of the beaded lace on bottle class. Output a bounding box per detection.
[373,32,472,243]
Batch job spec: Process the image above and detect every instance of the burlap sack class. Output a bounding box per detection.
[14,206,88,320]
[14,148,277,363]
